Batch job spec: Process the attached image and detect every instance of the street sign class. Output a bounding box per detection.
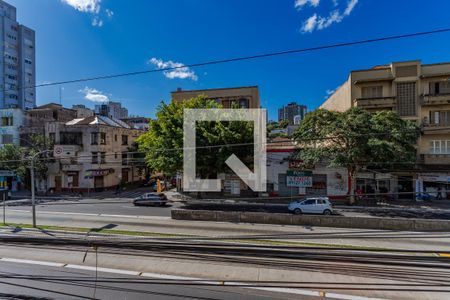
[286,170,313,187]
[53,145,76,158]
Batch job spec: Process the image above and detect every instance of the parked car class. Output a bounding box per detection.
[288,197,333,215]
[133,193,168,206]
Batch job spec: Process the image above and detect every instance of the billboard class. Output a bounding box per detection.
[286,170,313,187]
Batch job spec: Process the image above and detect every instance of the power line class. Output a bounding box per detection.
[0,128,423,164]
[5,27,450,94]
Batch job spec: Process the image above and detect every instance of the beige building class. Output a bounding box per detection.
[46,115,145,192]
[171,86,260,108]
[322,60,450,199]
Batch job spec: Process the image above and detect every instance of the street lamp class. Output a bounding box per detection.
[30,149,52,228]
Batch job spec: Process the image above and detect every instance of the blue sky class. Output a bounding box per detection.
[8,0,450,120]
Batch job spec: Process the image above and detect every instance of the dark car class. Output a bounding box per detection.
[133,193,168,206]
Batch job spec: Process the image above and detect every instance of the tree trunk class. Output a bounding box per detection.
[348,169,356,205]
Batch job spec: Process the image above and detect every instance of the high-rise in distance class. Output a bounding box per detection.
[0,0,35,110]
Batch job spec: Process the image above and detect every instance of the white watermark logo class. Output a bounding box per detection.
[183,109,266,192]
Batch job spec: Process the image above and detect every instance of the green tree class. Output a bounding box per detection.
[136,96,254,179]
[0,134,53,190]
[293,108,419,203]
[0,144,27,179]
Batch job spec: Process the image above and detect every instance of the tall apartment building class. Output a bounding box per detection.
[278,102,307,124]
[171,86,260,108]
[0,0,35,110]
[95,101,128,119]
[321,60,450,199]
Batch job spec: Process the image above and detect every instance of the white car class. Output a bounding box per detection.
[288,197,333,215]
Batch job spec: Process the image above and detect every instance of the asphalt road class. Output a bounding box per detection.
[7,198,180,217]
[0,261,302,300]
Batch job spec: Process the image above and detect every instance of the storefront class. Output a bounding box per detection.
[0,170,18,191]
[417,173,450,200]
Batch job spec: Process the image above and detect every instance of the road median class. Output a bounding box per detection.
[171,209,450,231]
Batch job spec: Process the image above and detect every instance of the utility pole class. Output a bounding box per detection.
[2,193,5,225]
[30,150,51,228]
[30,158,36,227]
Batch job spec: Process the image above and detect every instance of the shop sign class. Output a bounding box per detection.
[0,170,15,177]
[287,170,313,187]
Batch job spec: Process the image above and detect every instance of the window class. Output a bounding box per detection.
[91,132,106,145]
[1,116,13,126]
[303,199,316,205]
[61,132,82,145]
[114,134,117,142]
[396,82,416,117]
[114,152,118,159]
[122,153,128,165]
[361,86,382,99]
[121,135,128,146]
[2,134,13,144]
[100,152,106,164]
[429,111,450,126]
[430,81,450,95]
[429,140,450,154]
[92,152,99,164]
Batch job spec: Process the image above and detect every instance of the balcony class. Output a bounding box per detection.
[420,154,450,165]
[421,121,450,134]
[421,93,450,106]
[354,96,396,109]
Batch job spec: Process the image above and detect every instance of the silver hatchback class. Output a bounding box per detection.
[288,197,333,215]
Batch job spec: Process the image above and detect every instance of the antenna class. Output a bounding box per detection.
[59,86,62,105]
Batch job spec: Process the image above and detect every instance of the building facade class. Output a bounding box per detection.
[95,101,128,119]
[121,117,150,131]
[0,108,25,145]
[321,60,450,199]
[278,102,307,124]
[46,115,145,192]
[171,86,260,108]
[0,0,35,110]
[72,104,94,118]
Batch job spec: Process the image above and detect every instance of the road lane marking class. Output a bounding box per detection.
[0,257,389,300]
[9,209,171,220]
[64,264,141,276]
[0,257,66,267]
[439,253,450,257]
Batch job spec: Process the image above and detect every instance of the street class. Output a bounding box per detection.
[0,260,302,300]
[8,197,179,217]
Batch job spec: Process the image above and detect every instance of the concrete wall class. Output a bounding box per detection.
[320,77,352,112]
[172,209,450,231]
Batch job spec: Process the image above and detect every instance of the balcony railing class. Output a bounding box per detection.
[354,96,396,109]
[420,154,450,165]
[421,93,450,105]
[421,119,450,134]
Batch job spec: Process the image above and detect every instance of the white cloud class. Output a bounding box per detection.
[106,8,114,18]
[301,14,318,33]
[61,0,114,27]
[91,17,103,27]
[324,87,338,99]
[61,0,101,13]
[79,87,109,103]
[295,0,321,10]
[148,58,198,81]
[298,0,359,33]
[344,0,358,16]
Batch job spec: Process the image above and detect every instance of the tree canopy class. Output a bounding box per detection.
[293,108,420,201]
[136,96,254,178]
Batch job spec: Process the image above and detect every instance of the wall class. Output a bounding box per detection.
[320,77,352,112]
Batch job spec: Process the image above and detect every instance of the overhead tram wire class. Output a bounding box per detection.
[3,27,450,94]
